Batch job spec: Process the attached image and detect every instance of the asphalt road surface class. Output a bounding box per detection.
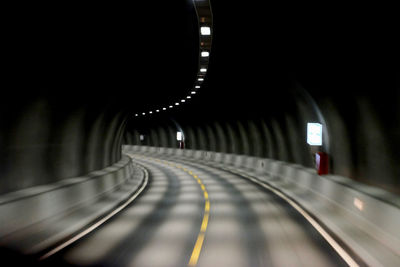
[42,153,348,267]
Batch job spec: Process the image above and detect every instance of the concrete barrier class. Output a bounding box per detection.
[0,155,145,254]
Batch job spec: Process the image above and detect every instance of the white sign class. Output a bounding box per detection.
[139,135,144,141]
[177,131,182,141]
[307,123,322,146]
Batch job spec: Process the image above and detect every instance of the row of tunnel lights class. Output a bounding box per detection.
[134,26,211,117]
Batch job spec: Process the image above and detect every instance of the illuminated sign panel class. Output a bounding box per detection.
[177,132,182,141]
[307,123,322,145]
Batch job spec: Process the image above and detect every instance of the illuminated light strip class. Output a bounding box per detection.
[133,1,212,118]
[39,163,149,261]
[228,170,360,267]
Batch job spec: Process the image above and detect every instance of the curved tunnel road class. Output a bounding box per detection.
[43,154,349,267]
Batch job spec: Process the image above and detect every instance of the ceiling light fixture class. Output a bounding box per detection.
[200,26,211,35]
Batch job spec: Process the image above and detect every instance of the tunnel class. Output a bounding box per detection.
[1,1,399,266]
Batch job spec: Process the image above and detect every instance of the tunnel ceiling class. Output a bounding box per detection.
[4,1,199,112]
[129,1,399,122]
[6,1,397,120]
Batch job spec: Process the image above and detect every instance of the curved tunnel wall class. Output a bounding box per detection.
[0,98,127,195]
[1,1,200,195]
[125,81,400,195]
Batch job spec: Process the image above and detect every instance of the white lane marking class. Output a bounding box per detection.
[229,170,360,267]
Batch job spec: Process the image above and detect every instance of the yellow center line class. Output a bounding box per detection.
[200,213,209,232]
[205,200,210,212]
[153,158,210,267]
[188,233,205,267]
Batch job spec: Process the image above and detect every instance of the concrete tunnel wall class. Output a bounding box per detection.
[124,81,400,195]
[0,1,198,195]
[0,98,127,195]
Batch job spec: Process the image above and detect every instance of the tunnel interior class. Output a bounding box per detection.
[0,1,399,266]
[124,2,400,194]
[2,1,399,194]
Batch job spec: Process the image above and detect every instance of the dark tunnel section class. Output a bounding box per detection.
[125,2,400,194]
[1,1,199,195]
